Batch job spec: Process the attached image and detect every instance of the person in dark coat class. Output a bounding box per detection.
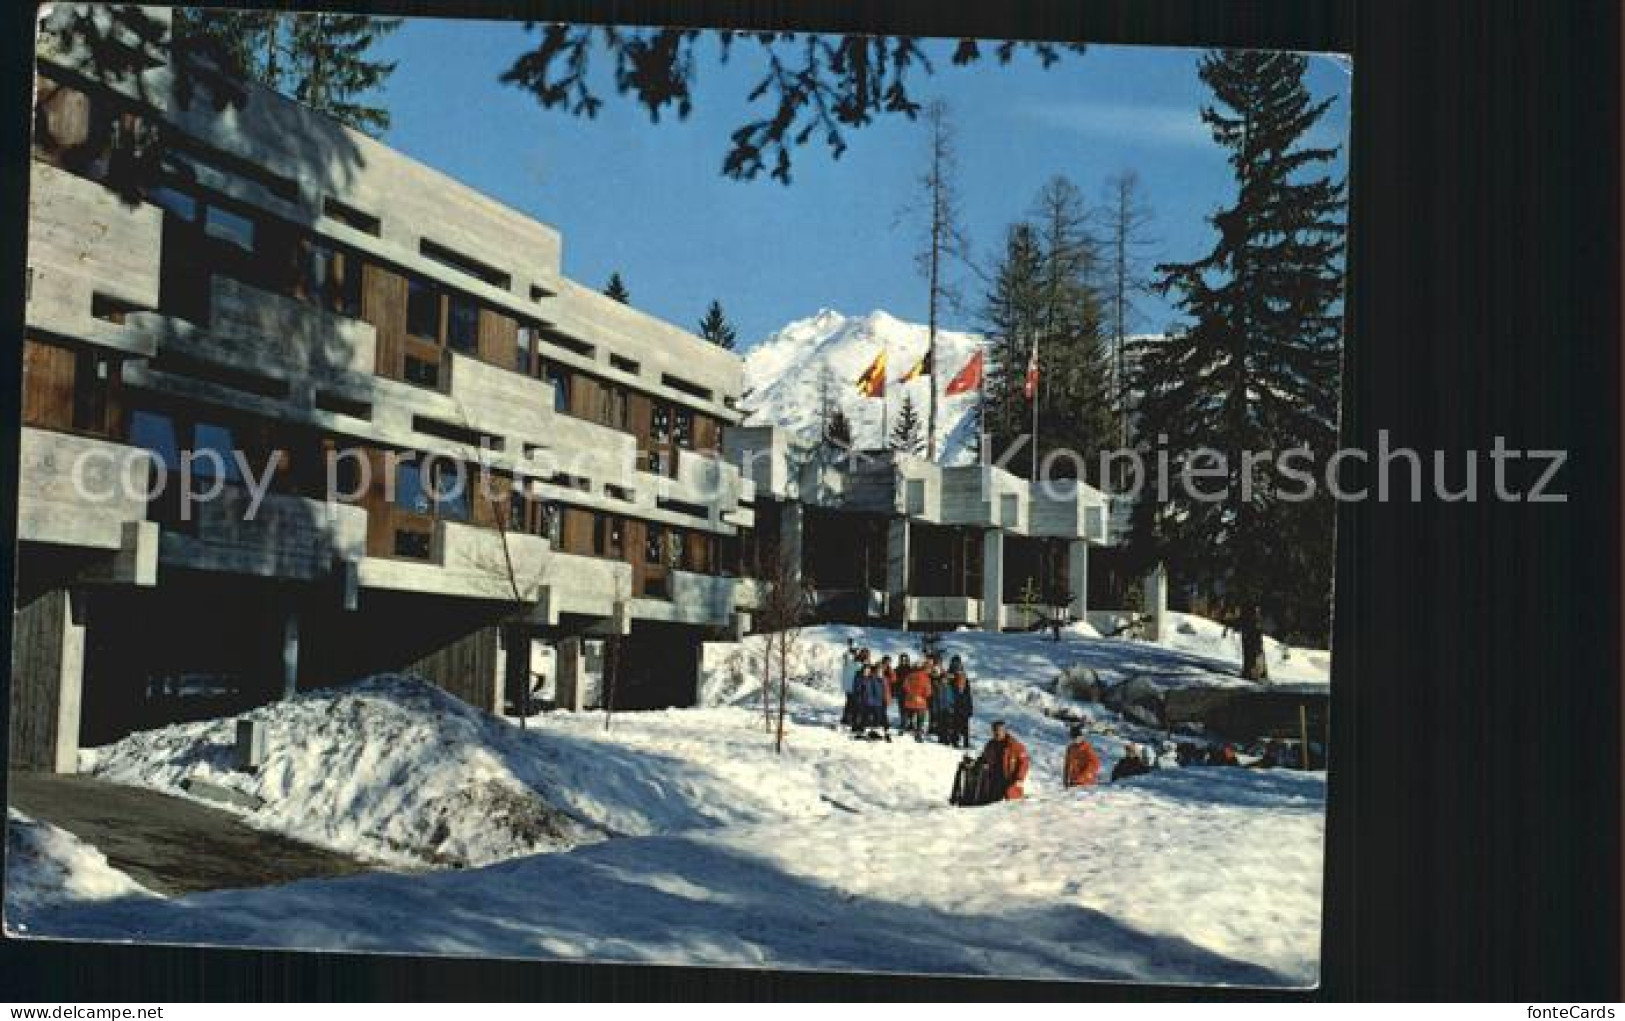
[943,668,973,748]
[1112,743,1152,782]
[892,654,913,730]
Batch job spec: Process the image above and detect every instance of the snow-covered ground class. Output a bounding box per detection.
[16,617,1329,986]
[19,770,1323,986]
[5,810,157,934]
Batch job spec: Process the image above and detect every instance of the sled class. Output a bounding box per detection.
[950,756,995,807]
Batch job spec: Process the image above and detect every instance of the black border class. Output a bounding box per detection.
[1,0,1619,1001]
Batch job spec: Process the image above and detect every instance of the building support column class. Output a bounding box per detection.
[886,516,911,630]
[1067,540,1090,623]
[280,606,300,700]
[8,588,85,774]
[981,529,1005,632]
[778,501,804,588]
[555,637,587,712]
[1142,563,1168,641]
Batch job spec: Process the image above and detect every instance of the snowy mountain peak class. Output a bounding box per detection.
[740,308,985,463]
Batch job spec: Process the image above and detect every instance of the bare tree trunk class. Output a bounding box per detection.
[774,640,790,754]
[1239,607,1269,681]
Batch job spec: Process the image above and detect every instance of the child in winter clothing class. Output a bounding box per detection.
[1063,725,1102,787]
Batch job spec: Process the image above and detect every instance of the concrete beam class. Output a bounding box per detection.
[1142,564,1168,641]
[1067,540,1089,621]
[981,529,1004,632]
[555,637,587,712]
[886,517,910,629]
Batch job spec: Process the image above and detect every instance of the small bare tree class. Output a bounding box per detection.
[753,549,812,753]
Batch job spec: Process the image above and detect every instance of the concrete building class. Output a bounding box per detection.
[724,429,1116,633]
[11,7,1117,773]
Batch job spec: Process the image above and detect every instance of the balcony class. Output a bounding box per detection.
[17,428,154,550]
[161,491,367,581]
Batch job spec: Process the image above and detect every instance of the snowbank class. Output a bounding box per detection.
[5,810,156,933]
[86,677,594,868]
[23,770,1325,987]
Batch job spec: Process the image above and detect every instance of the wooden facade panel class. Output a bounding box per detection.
[361,263,409,380]
[476,309,518,369]
[22,339,77,431]
[560,507,596,556]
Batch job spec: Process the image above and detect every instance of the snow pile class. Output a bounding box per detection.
[86,676,593,868]
[1153,612,1331,686]
[23,769,1325,987]
[740,309,985,463]
[5,810,157,932]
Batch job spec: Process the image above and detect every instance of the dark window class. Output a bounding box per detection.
[406,277,439,340]
[651,403,671,443]
[610,354,640,375]
[508,490,529,533]
[645,525,665,564]
[446,294,479,353]
[394,529,432,559]
[673,407,695,448]
[538,502,560,543]
[404,353,440,389]
[323,196,381,235]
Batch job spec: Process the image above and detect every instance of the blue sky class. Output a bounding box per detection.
[371,20,1350,346]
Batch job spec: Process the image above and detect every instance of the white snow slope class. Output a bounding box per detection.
[5,810,157,934]
[27,620,1328,986]
[741,309,985,463]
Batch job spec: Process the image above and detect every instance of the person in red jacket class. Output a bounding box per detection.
[901,664,933,740]
[1063,725,1101,788]
[978,720,1031,800]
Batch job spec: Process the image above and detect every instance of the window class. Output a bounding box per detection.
[203,204,255,252]
[446,294,479,353]
[323,196,380,235]
[515,325,536,374]
[71,349,116,432]
[191,422,242,481]
[394,529,432,559]
[594,514,624,559]
[149,185,198,222]
[673,407,695,448]
[538,502,560,543]
[304,241,360,317]
[645,525,665,565]
[651,403,671,443]
[394,461,433,515]
[406,277,440,340]
[544,364,570,413]
[610,354,640,375]
[432,463,470,523]
[129,409,180,470]
[404,353,440,389]
[603,382,630,430]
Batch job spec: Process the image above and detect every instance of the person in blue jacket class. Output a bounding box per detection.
[855,663,891,741]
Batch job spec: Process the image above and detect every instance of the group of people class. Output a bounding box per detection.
[1062,727,1155,787]
[840,644,974,748]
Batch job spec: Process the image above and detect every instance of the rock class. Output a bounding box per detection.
[181,776,266,812]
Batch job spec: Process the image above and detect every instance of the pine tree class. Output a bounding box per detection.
[1128,50,1345,680]
[824,406,854,450]
[981,222,1046,456]
[284,13,402,137]
[1029,176,1115,483]
[171,9,400,136]
[697,299,738,349]
[980,180,1115,482]
[603,272,631,303]
[890,393,925,455]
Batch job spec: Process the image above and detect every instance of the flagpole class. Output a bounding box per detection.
[1030,333,1041,482]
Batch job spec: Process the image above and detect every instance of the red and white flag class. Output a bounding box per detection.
[1024,337,1040,401]
[945,350,984,396]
